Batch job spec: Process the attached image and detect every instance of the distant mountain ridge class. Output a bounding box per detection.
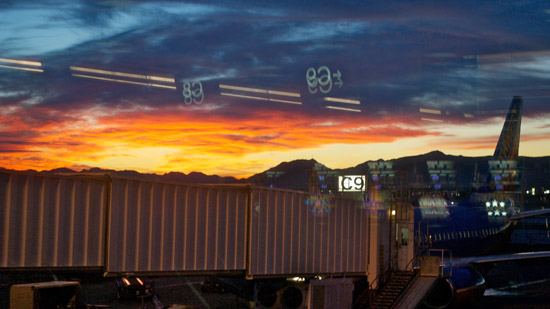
[2,151,549,190]
[1,166,242,184]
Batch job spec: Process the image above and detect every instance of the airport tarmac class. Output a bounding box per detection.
[82,273,550,308]
[82,276,248,308]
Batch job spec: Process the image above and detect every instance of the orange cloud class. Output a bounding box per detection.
[1,102,435,176]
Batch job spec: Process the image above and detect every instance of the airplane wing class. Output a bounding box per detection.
[510,208,550,220]
[452,251,550,267]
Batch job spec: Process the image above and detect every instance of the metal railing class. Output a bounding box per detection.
[354,255,419,308]
[352,264,393,307]
[428,248,452,278]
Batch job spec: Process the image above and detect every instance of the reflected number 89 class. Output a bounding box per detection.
[183,81,204,105]
[306,66,332,94]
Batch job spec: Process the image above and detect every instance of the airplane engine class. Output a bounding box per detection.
[423,266,485,309]
[423,278,453,309]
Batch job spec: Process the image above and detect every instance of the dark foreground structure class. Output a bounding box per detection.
[0,170,399,307]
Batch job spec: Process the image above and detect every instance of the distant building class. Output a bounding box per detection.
[309,162,338,194]
[366,160,396,209]
[488,160,520,193]
[368,160,395,189]
[426,160,456,191]
[486,160,521,207]
[266,170,285,188]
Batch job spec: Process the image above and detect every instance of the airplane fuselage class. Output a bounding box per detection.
[415,204,515,257]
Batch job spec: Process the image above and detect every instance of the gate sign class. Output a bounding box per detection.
[338,175,366,192]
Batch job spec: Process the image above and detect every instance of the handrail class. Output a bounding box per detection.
[353,264,393,307]
[353,254,419,307]
[369,269,392,306]
[404,255,419,272]
[390,259,422,308]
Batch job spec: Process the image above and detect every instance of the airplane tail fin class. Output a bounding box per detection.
[492,96,523,161]
[473,96,523,198]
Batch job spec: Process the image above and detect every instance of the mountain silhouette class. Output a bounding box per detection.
[2,152,549,191]
[247,159,318,190]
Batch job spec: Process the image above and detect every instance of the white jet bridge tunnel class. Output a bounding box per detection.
[0,170,415,306]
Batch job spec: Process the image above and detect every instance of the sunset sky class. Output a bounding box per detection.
[1,1,550,178]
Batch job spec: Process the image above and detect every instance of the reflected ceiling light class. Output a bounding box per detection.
[72,74,177,89]
[219,83,302,104]
[421,118,444,123]
[419,108,441,115]
[220,92,301,104]
[0,58,42,67]
[0,57,43,73]
[268,98,302,105]
[219,84,300,97]
[464,113,475,118]
[323,97,360,105]
[326,106,361,112]
[219,84,267,94]
[220,92,268,101]
[0,64,43,73]
[70,66,175,83]
[268,90,301,98]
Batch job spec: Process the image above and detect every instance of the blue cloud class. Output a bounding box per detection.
[1,0,550,124]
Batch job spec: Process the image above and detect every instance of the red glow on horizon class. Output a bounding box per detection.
[0,103,438,176]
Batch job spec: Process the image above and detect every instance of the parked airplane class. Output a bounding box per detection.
[415,96,550,307]
[416,96,528,256]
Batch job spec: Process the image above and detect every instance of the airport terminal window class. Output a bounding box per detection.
[1,2,550,306]
[401,228,409,246]
[1,1,548,187]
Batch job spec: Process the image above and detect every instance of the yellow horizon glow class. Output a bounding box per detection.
[2,136,548,178]
[1,106,549,178]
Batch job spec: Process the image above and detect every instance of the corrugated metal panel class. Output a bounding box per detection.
[248,188,369,277]
[1,171,377,276]
[0,171,107,268]
[106,177,249,273]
